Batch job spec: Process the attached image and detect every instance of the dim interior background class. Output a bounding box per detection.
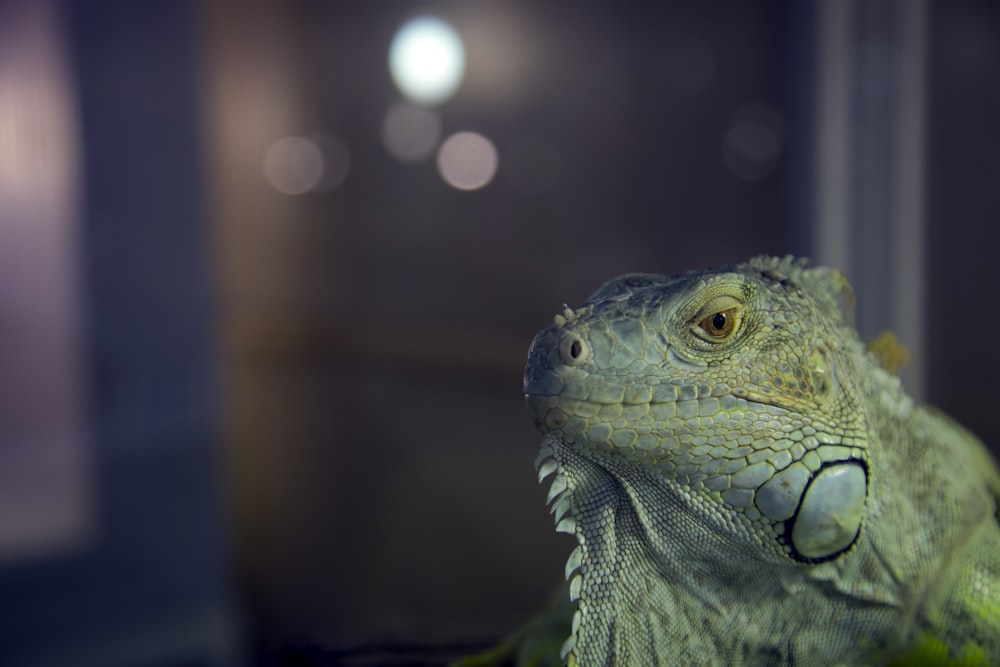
[1,0,998,665]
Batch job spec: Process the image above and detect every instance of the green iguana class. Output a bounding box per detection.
[520,256,1000,666]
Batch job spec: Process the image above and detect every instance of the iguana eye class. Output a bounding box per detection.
[698,308,739,337]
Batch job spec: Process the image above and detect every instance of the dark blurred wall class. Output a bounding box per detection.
[926,0,1000,446]
[0,1,237,665]
[202,0,794,657]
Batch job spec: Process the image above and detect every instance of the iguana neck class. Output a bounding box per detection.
[543,438,785,664]
[543,436,911,665]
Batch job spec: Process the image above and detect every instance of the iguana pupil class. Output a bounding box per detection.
[699,307,738,337]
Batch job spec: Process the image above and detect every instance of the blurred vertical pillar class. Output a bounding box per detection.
[199,0,307,645]
[806,0,928,397]
[0,0,239,665]
[0,0,91,562]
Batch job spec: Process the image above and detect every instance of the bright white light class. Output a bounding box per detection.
[389,16,465,106]
[382,103,442,163]
[263,136,324,195]
[437,132,498,191]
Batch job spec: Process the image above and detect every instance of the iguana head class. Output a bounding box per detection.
[524,256,870,564]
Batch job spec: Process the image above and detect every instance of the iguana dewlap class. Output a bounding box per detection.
[524,256,1000,666]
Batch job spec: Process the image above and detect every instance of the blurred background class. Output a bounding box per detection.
[1,0,998,665]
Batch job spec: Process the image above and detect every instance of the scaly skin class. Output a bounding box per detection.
[523,256,1000,666]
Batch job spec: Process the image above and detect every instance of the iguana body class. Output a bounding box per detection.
[523,256,1000,666]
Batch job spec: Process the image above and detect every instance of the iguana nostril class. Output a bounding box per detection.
[559,332,589,366]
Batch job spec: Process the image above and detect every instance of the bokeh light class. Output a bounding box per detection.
[503,139,560,195]
[382,102,442,163]
[437,131,498,191]
[389,16,465,107]
[263,136,324,195]
[262,134,351,195]
[722,103,784,182]
[314,134,351,191]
